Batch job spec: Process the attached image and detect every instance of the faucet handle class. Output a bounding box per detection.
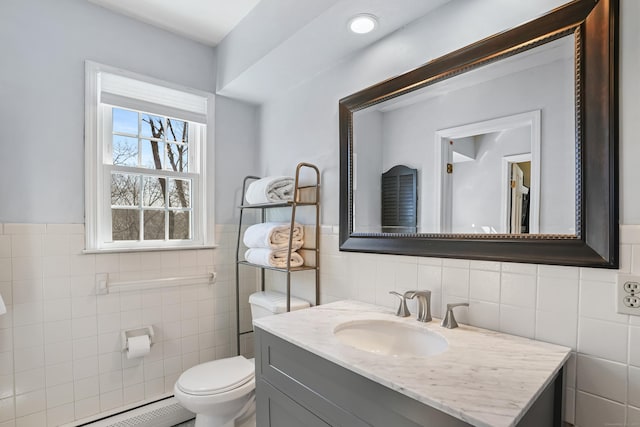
[441,302,469,329]
[404,290,432,322]
[389,291,411,317]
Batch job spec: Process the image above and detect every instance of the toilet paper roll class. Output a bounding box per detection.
[126,335,150,359]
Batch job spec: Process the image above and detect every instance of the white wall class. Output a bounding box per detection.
[0,0,261,226]
[258,0,640,425]
[0,0,217,224]
[353,109,383,232]
[214,96,261,224]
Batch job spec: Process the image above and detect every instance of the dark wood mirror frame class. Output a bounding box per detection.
[339,0,618,268]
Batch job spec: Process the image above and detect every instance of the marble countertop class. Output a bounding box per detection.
[253,300,571,427]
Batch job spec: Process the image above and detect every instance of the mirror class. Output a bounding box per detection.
[353,35,575,236]
[340,0,618,267]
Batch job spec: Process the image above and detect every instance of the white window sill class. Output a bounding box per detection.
[83,244,218,254]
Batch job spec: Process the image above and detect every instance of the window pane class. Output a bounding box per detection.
[112,136,138,167]
[143,210,165,240]
[143,177,166,207]
[166,143,188,172]
[141,140,164,170]
[141,114,164,139]
[113,108,138,135]
[167,119,189,143]
[169,179,190,208]
[111,174,139,206]
[112,209,139,241]
[169,211,190,240]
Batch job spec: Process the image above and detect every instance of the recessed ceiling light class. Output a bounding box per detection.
[348,14,378,34]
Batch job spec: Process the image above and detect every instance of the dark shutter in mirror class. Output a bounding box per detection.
[381,165,417,233]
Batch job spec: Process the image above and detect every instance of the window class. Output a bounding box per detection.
[85,62,214,251]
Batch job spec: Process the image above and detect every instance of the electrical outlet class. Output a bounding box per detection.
[624,295,640,308]
[624,281,640,293]
[617,274,640,315]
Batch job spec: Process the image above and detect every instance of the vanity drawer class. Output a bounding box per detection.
[257,379,332,427]
[255,327,470,427]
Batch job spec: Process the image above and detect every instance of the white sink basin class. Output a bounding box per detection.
[334,320,448,357]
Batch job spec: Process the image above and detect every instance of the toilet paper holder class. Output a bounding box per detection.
[121,326,155,352]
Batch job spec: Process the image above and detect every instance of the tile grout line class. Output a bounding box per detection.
[532,265,538,340]
[497,264,503,334]
[626,321,631,425]
[7,228,16,424]
[40,228,54,423]
[572,267,583,423]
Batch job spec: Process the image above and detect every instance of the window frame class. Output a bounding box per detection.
[85,61,215,252]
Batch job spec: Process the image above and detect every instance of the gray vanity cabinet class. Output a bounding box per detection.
[255,327,563,427]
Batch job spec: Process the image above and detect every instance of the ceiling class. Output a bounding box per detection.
[87,0,260,46]
[216,0,452,103]
[87,0,453,103]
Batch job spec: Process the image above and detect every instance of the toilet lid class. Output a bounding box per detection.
[176,356,254,396]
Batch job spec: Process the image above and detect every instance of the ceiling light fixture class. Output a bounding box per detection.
[348,14,378,34]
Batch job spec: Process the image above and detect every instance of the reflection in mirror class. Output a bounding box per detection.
[381,165,417,233]
[353,35,576,236]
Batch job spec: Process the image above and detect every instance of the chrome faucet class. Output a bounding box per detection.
[441,303,469,329]
[405,290,432,322]
[389,291,411,317]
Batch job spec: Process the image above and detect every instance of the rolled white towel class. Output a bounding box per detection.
[245,176,294,204]
[244,248,304,268]
[243,222,304,250]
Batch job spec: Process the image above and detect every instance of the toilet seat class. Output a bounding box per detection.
[176,356,255,396]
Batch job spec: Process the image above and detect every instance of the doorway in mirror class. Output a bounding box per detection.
[436,110,545,235]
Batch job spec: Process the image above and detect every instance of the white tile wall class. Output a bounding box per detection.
[2,222,639,426]
[576,355,627,403]
[0,223,240,426]
[575,391,626,427]
[271,224,640,427]
[629,406,640,426]
[629,367,640,408]
[578,318,628,363]
[631,327,640,367]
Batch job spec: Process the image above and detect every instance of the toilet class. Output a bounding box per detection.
[174,291,310,427]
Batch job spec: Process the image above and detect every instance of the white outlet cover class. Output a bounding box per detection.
[617,274,640,316]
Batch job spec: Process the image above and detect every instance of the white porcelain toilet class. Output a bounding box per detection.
[174,291,310,427]
[174,356,255,427]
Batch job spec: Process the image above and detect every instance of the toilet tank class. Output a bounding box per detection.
[249,291,310,320]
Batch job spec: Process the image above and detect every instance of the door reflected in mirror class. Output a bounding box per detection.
[509,161,531,234]
[352,35,576,236]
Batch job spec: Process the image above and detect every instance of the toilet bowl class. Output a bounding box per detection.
[174,356,255,427]
[174,291,310,426]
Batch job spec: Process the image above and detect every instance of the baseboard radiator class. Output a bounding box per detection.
[72,397,193,427]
